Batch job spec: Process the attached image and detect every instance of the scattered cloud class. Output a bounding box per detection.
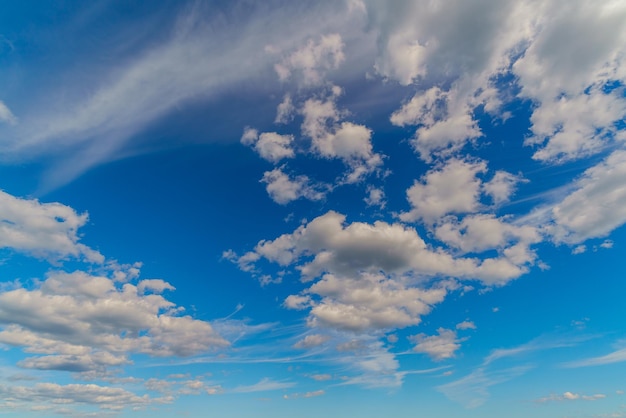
[536,391,607,403]
[410,328,465,361]
[0,190,103,263]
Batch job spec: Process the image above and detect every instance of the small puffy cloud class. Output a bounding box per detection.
[400,158,487,224]
[293,334,330,349]
[571,245,586,255]
[364,186,386,208]
[456,321,476,330]
[600,240,614,249]
[261,167,325,205]
[0,100,17,125]
[483,171,524,205]
[274,34,345,85]
[410,328,464,361]
[241,128,295,163]
[390,87,481,161]
[0,190,103,263]
[301,95,383,183]
[550,150,626,244]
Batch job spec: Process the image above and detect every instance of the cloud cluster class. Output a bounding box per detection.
[0,269,228,373]
[0,190,103,262]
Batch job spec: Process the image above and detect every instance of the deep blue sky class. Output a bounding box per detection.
[0,1,625,416]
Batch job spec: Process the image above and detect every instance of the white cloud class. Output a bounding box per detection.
[410,328,464,361]
[483,171,524,205]
[434,214,540,254]
[456,321,476,330]
[301,94,382,183]
[550,150,626,244]
[572,245,586,255]
[0,382,172,411]
[305,272,449,331]
[563,347,626,368]
[513,0,626,162]
[364,186,386,208]
[400,158,487,223]
[536,391,607,403]
[273,34,345,85]
[7,3,358,190]
[0,269,228,373]
[0,190,103,263]
[261,167,325,205]
[390,87,482,161]
[293,334,330,349]
[369,0,626,163]
[275,94,295,124]
[241,128,295,163]
[0,100,17,125]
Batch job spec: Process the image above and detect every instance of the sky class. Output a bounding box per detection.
[0,0,625,416]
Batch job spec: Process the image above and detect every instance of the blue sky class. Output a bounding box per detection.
[0,0,625,416]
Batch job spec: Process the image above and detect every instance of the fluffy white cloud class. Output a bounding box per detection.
[435,214,540,254]
[513,1,626,161]
[371,0,626,163]
[456,321,476,330]
[400,158,487,224]
[550,150,626,243]
[0,190,103,262]
[274,34,345,85]
[364,186,386,208]
[301,93,382,183]
[305,272,449,331]
[483,171,524,205]
[0,382,172,411]
[390,87,482,161]
[261,167,325,205]
[0,269,228,373]
[241,128,295,163]
[231,211,537,338]
[410,328,464,361]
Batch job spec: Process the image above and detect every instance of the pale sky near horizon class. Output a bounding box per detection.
[0,1,625,417]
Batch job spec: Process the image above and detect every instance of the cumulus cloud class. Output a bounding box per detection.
[370,0,626,163]
[300,92,382,183]
[241,128,295,163]
[0,190,103,262]
[261,167,325,205]
[232,210,537,338]
[364,186,386,208]
[0,269,228,373]
[550,150,626,244]
[0,382,172,411]
[483,171,524,205]
[273,34,345,85]
[410,328,464,361]
[400,158,487,224]
[434,214,540,254]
